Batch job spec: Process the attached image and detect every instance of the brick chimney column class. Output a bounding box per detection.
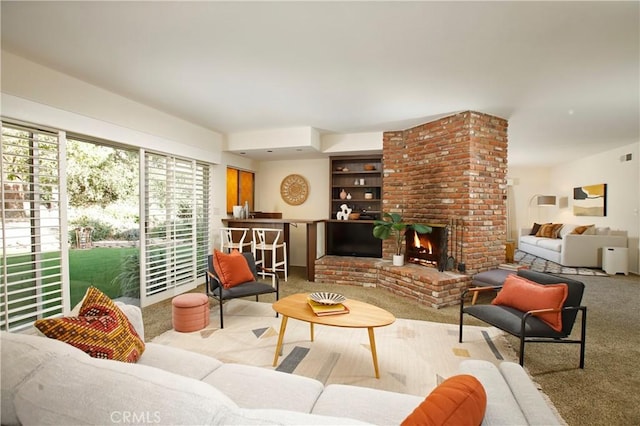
[382,111,508,274]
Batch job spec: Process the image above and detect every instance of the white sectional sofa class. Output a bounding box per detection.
[1,303,562,425]
[518,224,627,267]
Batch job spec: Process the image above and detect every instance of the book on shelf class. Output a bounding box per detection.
[497,263,529,271]
[306,298,350,316]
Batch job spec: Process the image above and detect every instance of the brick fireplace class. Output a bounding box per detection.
[316,111,508,307]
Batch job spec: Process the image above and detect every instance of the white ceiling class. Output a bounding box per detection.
[1,1,638,166]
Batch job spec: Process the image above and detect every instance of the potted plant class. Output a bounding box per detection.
[373,212,432,266]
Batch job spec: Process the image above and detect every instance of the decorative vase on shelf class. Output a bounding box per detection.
[340,189,347,200]
[346,193,352,200]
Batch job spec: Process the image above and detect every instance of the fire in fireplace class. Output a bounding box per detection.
[405,224,448,271]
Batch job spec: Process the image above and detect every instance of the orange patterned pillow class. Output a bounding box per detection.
[401,374,487,426]
[492,274,568,332]
[35,286,145,362]
[535,223,563,239]
[212,249,256,289]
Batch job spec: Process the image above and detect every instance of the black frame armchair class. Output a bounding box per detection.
[459,269,586,368]
[206,252,279,328]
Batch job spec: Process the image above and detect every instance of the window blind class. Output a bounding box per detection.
[1,122,66,331]
[142,152,209,306]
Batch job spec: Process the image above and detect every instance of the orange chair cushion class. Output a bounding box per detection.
[492,274,568,332]
[401,374,487,426]
[34,286,145,363]
[212,249,256,289]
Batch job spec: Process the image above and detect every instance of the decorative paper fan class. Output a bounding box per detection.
[309,292,346,305]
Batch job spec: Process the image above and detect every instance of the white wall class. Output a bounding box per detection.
[228,127,321,151]
[256,159,330,266]
[321,132,382,154]
[1,51,223,162]
[509,142,640,274]
[507,168,554,235]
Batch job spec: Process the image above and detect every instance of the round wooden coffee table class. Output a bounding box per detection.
[272,293,396,378]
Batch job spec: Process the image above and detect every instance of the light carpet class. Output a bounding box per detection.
[152,299,517,397]
[514,250,608,276]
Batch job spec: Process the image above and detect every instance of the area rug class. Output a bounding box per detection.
[514,250,608,276]
[152,299,517,397]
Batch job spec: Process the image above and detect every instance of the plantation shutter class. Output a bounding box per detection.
[141,151,209,307]
[1,122,67,331]
[194,162,210,281]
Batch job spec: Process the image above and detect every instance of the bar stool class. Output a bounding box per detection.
[220,227,252,253]
[252,228,287,284]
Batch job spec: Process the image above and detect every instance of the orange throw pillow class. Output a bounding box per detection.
[212,249,255,289]
[571,224,594,235]
[492,274,568,332]
[401,374,486,426]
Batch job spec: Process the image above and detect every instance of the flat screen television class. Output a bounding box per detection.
[327,221,382,258]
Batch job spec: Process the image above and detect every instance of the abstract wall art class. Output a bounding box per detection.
[573,183,607,216]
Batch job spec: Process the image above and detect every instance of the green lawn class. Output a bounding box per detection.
[2,247,137,325]
[68,247,138,306]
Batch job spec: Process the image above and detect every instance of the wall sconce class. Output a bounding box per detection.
[558,196,569,209]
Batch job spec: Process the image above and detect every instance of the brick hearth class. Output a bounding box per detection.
[315,256,470,308]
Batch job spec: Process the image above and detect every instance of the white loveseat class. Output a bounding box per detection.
[519,224,627,267]
[1,303,562,425]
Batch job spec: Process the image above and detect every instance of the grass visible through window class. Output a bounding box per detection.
[69,247,138,306]
[3,247,139,310]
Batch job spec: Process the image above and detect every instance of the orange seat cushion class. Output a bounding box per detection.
[492,274,568,332]
[172,293,209,308]
[401,374,487,426]
[212,249,255,289]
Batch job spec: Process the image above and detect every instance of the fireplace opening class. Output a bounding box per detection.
[405,225,448,271]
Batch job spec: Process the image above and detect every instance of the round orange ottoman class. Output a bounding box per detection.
[171,293,210,332]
